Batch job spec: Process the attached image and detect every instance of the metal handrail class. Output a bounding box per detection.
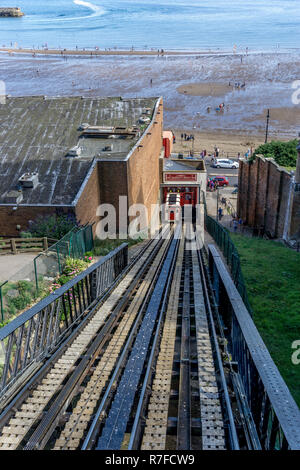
[0,244,128,397]
[208,243,300,450]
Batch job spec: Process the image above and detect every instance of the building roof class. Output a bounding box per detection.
[0,96,158,206]
[163,158,205,172]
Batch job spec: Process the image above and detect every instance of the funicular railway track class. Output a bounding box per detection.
[2,221,296,451]
[0,222,238,451]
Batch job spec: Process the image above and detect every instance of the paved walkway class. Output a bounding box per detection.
[0,253,37,283]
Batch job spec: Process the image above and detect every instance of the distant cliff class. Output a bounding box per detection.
[0,7,24,17]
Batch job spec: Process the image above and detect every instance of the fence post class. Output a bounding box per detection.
[56,245,62,274]
[0,281,8,323]
[43,237,48,251]
[0,284,4,323]
[34,254,41,294]
[11,239,17,254]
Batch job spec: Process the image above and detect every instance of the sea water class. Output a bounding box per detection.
[0,0,299,52]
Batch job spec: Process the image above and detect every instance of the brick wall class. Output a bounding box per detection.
[290,146,300,239]
[127,98,163,230]
[255,157,269,228]
[237,156,293,238]
[75,164,101,236]
[237,160,249,223]
[0,206,60,237]
[97,160,128,235]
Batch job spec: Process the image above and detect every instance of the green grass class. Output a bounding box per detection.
[230,234,300,407]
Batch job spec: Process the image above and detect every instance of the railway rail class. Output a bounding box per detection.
[0,222,299,451]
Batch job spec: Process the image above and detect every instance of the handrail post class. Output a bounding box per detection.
[34,254,42,294]
[0,281,8,324]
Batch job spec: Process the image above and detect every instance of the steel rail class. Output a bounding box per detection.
[196,235,240,450]
[127,224,181,450]
[81,228,175,450]
[21,232,168,449]
[201,246,261,449]
[94,224,181,450]
[177,244,191,450]
[0,234,159,435]
[53,231,172,450]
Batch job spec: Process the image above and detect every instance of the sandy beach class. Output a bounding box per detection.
[177,83,234,97]
[0,47,224,57]
[0,49,299,143]
[171,130,265,157]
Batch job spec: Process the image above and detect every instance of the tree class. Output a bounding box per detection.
[251,139,297,168]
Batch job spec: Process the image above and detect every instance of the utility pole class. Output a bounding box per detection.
[265,109,270,144]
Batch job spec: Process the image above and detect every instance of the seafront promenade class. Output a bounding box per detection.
[0,46,231,57]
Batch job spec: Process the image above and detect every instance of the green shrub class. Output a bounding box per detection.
[28,214,79,239]
[20,231,33,238]
[251,139,297,168]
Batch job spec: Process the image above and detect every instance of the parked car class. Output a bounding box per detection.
[212,176,229,187]
[211,159,239,169]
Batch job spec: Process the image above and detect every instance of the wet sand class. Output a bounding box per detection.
[177,83,233,97]
[246,107,300,127]
[0,50,299,140]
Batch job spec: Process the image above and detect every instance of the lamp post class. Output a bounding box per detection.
[265,109,270,144]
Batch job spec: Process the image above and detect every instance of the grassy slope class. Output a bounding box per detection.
[230,234,300,407]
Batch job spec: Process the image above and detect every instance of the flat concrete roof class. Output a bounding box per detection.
[163,159,205,172]
[0,96,158,205]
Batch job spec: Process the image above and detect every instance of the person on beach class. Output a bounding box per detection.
[150,78,152,86]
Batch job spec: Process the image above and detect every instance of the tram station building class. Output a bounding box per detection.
[160,153,207,221]
[0,95,163,237]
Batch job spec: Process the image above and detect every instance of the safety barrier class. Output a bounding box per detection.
[0,243,128,398]
[202,191,253,315]
[0,238,57,255]
[208,244,300,450]
[0,225,94,325]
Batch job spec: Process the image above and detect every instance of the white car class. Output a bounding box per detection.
[212,159,239,169]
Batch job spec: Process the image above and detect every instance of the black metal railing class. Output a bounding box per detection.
[0,243,128,398]
[201,190,253,315]
[208,244,300,450]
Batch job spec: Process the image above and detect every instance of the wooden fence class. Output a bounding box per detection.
[0,238,57,255]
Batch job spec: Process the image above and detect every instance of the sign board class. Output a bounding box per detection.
[164,173,197,182]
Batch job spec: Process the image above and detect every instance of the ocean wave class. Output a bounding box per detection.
[73,0,105,17]
[28,0,106,23]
